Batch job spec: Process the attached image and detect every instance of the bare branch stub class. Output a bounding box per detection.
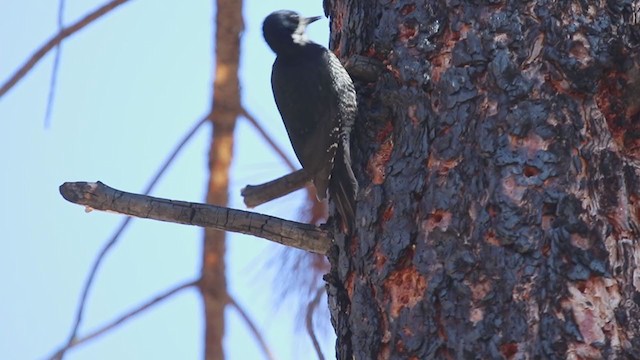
[59,181,331,254]
[241,169,312,207]
[240,110,327,222]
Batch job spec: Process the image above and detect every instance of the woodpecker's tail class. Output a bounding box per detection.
[329,145,358,234]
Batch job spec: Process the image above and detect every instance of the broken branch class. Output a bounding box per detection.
[241,169,311,208]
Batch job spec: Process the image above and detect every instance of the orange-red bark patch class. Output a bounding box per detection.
[368,137,394,185]
[384,266,427,318]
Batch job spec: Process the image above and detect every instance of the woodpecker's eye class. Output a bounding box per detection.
[288,15,300,28]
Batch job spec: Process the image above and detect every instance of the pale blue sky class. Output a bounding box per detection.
[0,1,334,359]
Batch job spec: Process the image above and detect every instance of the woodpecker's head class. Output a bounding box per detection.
[263,10,322,54]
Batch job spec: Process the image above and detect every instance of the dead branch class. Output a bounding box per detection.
[241,169,312,208]
[241,108,297,171]
[59,181,331,254]
[56,116,209,360]
[46,279,197,360]
[0,0,130,99]
[44,0,66,127]
[228,296,276,360]
[306,287,326,360]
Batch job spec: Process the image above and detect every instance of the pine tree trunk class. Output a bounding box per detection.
[201,1,243,359]
[325,0,640,358]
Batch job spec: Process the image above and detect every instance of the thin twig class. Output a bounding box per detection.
[55,219,129,360]
[44,0,66,128]
[142,115,209,195]
[228,296,277,360]
[59,181,332,254]
[241,108,297,171]
[306,287,326,360]
[56,116,208,360]
[0,0,131,99]
[45,279,198,360]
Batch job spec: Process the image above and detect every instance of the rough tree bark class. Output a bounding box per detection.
[325,0,640,359]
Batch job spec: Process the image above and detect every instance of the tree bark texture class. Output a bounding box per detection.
[325,0,640,359]
[201,1,243,359]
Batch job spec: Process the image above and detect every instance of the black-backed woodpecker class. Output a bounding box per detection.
[263,10,358,233]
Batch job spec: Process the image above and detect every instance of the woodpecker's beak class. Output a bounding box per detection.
[304,16,322,25]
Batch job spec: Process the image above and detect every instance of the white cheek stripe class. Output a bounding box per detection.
[292,31,308,45]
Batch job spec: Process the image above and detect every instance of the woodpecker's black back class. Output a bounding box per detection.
[263,10,358,232]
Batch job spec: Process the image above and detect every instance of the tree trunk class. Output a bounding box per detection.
[325,0,640,358]
[201,1,243,359]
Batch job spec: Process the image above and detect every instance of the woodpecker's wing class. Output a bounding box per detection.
[271,45,340,199]
[325,50,358,232]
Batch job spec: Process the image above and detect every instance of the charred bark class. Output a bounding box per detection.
[325,0,640,358]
